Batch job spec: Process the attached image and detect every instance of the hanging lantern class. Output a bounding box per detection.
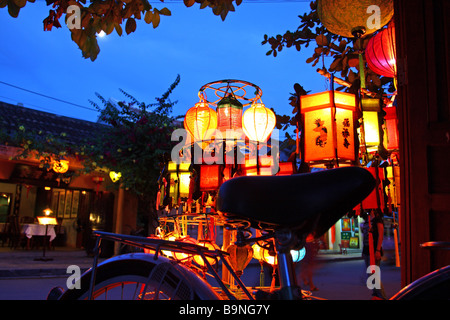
[290,247,306,263]
[172,236,198,262]
[252,243,262,261]
[193,240,220,267]
[109,171,121,183]
[226,243,253,277]
[365,21,396,78]
[252,243,304,264]
[383,105,399,150]
[199,164,221,191]
[242,103,276,143]
[261,247,277,266]
[53,160,69,174]
[362,167,385,209]
[317,0,394,38]
[277,162,295,176]
[300,91,357,164]
[216,94,243,134]
[361,98,381,152]
[184,101,218,143]
[386,162,401,206]
[168,162,191,204]
[243,156,273,176]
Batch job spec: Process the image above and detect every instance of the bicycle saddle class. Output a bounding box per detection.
[216,166,375,238]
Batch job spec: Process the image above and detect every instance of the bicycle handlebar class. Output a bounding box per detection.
[420,241,450,250]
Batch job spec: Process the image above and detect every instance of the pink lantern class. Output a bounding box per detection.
[365,22,397,78]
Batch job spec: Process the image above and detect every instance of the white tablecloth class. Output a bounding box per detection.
[21,224,56,241]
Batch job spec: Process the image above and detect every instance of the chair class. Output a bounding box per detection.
[5,215,25,249]
[19,216,36,224]
[52,218,65,248]
[0,220,8,246]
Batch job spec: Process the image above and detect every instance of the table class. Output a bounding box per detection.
[22,224,56,241]
[21,224,57,250]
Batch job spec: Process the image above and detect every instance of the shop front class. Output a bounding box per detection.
[0,158,116,251]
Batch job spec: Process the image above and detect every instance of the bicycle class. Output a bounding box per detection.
[390,241,450,300]
[50,166,379,300]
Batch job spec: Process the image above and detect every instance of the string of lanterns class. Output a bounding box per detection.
[149,0,401,286]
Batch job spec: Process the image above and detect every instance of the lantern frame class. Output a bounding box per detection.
[198,79,262,108]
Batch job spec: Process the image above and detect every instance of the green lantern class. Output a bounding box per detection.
[216,94,243,133]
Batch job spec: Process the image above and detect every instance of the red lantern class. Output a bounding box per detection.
[384,106,399,150]
[362,167,385,209]
[365,21,396,78]
[277,162,295,176]
[184,102,217,142]
[200,164,221,191]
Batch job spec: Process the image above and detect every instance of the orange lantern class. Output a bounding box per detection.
[53,159,69,173]
[242,103,276,143]
[226,243,253,277]
[366,21,396,78]
[243,156,273,176]
[193,240,220,267]
[184,101,217,143]
[172,236,198,262]
[216,94,243,133]
[383,106,399,150]
[300,91,357,164]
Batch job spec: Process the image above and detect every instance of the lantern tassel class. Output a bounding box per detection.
[260,262,265,289]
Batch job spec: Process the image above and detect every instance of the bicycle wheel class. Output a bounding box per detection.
[58,253,221,300]
[391,265,450,300]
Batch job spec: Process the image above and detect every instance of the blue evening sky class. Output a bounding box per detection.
[0,0,329,123]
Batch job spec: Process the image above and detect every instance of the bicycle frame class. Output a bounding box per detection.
[88,231,255,300]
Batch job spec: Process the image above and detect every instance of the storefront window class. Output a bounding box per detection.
[340,215,361,249]
[0,193,12,222]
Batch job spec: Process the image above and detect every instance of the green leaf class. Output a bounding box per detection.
[144,10,153,24]
[159,7,171,16]
[115,23,122,36]
[125,17,136,35]
[306,56,316,64]
[7,1,20,17]
[184,0,195,7]
[315,34,327,46]
[152,10,160,28]
[12,0,26,8]
[105,21,115,35]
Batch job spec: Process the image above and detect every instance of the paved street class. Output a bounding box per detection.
[0,253,401,300]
